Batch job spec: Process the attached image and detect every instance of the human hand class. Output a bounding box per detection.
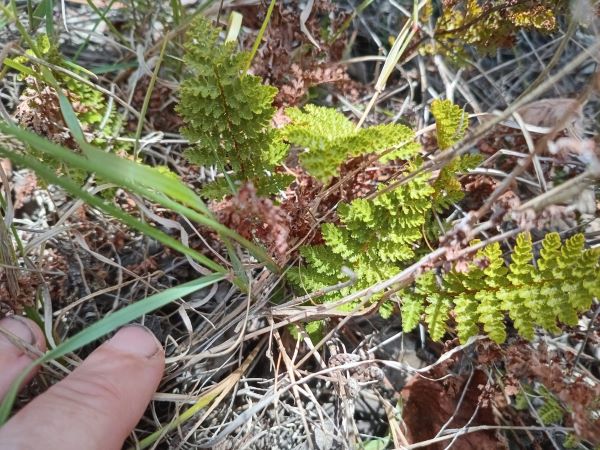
[0,316,165,450]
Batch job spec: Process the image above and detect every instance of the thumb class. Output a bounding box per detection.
[0,325,165,450]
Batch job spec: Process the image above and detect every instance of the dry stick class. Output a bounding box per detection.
[373,39,600,201]
[512,111,547,192]
[376,391,411,448]
[141,337,268,450]
[273,268,357,312]
[403,425,575,450]
[572,302,600,372]
[518,168,600,212]
[516,17,579,103]
[434,368,476,439]
[473,79,598,223]
[204,337,486,446]
[519,381,562,450]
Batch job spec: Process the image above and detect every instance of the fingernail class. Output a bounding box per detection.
[106,324,162,359]
[0,316,36,350]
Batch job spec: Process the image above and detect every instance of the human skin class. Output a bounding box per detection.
[0,316,165,450]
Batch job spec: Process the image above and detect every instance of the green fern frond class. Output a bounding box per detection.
[405,232,600,343]
[379,301,395,320]
[430,153,482,214]
[538,386,565,425]
[454,292,480,343]
[290,172,434,305]
[501,233,536,339]
[287,102,479,328]
[425,292,452,342]
[178,16,289,198]
[417,272,452,341]
[283,105,419,183]
[425,99,480,236]
[563,434,581,449]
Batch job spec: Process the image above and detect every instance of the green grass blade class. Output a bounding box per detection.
[170,0,181,26]
[57,90,86,143]
[0,121,209,214]
[2,58,38,78]
[90,60,139,74]
[0,143,227,274]
[133,38,168,160]
[0,273,225,425]
[244,0,276,73]
[0,123,279,271]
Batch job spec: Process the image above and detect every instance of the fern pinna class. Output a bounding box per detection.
[286,102,473,311]
[401,232,600,344]
[177,16,291,198]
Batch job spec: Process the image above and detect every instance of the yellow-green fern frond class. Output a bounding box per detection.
[284,105,420,183]
[405,232,600,343]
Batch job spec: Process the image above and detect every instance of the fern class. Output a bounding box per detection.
[177,16,292,198]
[378,301,395,319]
[291,101,477,315]
[292,169,435,306]
[538,386,565,425]
[424,0,566,61]
[428,100,480,230]
[401,292,425,333]
[402,232,600,343]
[430,99,467,150]
[284,105,420,183]
[4,34,121,185]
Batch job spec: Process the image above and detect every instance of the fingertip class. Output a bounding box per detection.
[105,324,164,360]
[0,316,46,354]
[0,316,46,400]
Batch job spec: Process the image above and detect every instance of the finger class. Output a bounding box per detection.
[0,316,47,400]
[0,325,164,450]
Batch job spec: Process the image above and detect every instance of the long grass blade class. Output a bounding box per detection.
[0,142,227,274]
[0,122,279,271]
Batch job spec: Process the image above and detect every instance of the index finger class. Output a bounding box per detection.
[0,325,165,450]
